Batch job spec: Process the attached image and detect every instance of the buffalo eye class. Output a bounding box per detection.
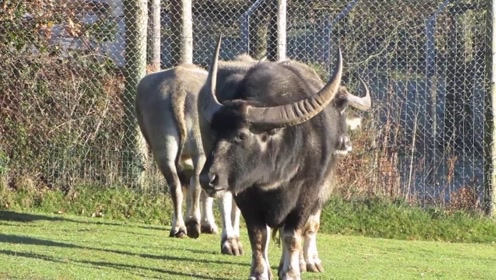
[334,98,348,114]
[268,128,279,135]
[261,128,280,142]
[236,132,249,142]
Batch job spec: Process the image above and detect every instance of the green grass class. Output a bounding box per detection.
[322,197,496,243]
[0,210,495,280]
[0,184,174,225]
[2,184,496,244]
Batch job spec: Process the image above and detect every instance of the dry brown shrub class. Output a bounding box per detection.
[334,114,403,201]
[448,184,480,212]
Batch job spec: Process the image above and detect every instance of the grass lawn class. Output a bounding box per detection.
[0,210,495,280]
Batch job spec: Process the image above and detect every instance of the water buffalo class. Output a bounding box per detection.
[198,36,371,279]
[135,54,264,254]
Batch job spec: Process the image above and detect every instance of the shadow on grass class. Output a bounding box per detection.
[0,249,65,263]
[0,210,236,252]
[77,259,232,280]
[0,210,133,227]
[183,247,221,255]
[0,234,80,248]
[0,249,231,280]
[0,221,40,227]
[136,224,168,231]
[0,210,65,222]
[110,228,166,238]
[0,233,248,268]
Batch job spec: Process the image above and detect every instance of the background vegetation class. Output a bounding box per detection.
[1,0,494,252]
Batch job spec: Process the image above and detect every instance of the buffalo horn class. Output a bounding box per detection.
[346,77,372,111]
[245,47,343,127]
[201,35,224,123]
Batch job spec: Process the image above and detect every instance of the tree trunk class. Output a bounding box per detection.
[484,0,496,217]
[169,0,193,66]
[148,0,161,72]
[276,0,287,61]
[248,1,269,59]
[266,0,278,61]
[444,11,465,152]
[122,0,148,188]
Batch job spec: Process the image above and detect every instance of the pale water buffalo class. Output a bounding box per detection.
[198,37,371,279]
[135,54,265,254]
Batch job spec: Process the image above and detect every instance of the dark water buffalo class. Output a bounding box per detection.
[198,37,371,279]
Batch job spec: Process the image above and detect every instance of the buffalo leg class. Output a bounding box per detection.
[231,198,244,254]
[245,219,272,280]
[220,192,243,255]
[302,209,323,272]
[155,150,187,238]
[185,154,205,238]
[278,227,303,280]
[200,190,218,234]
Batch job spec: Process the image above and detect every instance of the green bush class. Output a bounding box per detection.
[0,0,129,191]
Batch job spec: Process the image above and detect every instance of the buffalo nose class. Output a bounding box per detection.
[200,173,219,188]
[344,137,352,150]
[339,135,352,151]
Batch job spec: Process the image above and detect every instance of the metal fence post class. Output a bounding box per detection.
[240,0,266,54]
[323,0,359,70]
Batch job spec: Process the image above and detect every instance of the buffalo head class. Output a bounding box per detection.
[332,80,372,155]
[198,36,370,197]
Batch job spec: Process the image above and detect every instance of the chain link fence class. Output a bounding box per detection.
[0,0,493,212]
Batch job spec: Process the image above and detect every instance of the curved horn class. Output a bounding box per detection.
[245,47,343,127]
[200,35,224,123]
[346,77,372,111]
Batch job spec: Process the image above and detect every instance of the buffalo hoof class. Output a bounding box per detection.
[249,269,273,280]
[169,227,187,238]
[185,220,201,239]
[221,236,244,256]
[278,271,301,280]
[299,260,307,272]
[278,269,301,280]
[248,274,272,280]
[306,263,323,273]
[200,224,218,234]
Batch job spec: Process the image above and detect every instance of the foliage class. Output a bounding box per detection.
[0,47,125,188]
[0,0,128,191]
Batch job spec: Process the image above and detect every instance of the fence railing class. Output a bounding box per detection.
[0,0,494,215]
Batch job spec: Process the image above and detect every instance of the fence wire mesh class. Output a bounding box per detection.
[0,0,492,212]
